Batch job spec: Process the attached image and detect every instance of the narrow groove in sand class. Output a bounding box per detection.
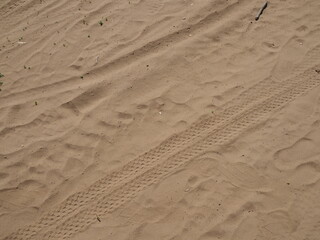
[0,0,251,109]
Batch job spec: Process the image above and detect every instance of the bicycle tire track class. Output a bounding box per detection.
[3,64,320,240]
[1,69,307,239]
[3,42,320,238]
[36,66,320,240]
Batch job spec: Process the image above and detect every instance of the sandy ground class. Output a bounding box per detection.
[0,0,320,239]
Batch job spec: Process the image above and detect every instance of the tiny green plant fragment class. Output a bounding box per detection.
[0,74,3,92]
[99,21,103,26]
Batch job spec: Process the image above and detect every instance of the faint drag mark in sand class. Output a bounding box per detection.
[0,0,252,109]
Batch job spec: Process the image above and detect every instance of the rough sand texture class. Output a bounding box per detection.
[0,0,320,239]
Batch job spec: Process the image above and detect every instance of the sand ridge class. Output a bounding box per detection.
[0,0,320,239]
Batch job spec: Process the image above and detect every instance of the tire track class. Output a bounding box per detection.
[294,45,320,75]
[38,66,320,240]
[0,68,304,238]
[2,44,320,238]
[3,63,320,239]
[1,1,320,238]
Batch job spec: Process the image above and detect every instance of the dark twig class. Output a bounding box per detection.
[255,1,268,21]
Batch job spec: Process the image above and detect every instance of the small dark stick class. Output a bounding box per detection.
[255,1,268,21]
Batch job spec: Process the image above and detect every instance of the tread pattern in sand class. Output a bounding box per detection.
[2,60,320,239]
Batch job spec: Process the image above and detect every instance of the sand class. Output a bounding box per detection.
[0,0,320,239]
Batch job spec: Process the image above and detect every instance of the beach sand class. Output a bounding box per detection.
[0,0,320,239]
